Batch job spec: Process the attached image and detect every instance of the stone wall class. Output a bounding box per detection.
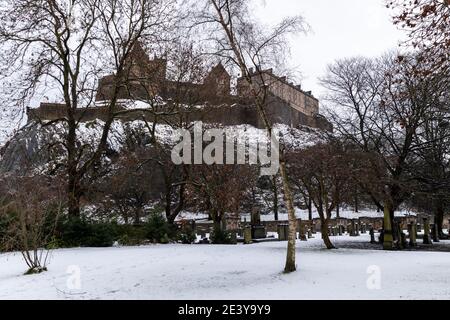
[27,94,333,132]
[237,70,320,117]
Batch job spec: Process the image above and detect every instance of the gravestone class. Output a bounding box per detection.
[229,232,238,244]
[369,226,376,244]
[408,223,417,247]
[353,220,360,236]
[244,226,252,244]
[379,229,384,244]
[394,221,403,249]
[250,207,266,239]
[347,223,353,236]
[277,224,289,241]
[361,224,366,234]
[252,225,267,239]
[400,232,407,248]
[299,224,307,241]
[423,218,432,245]
[251,207,261,225]
[311,223,317,234]
[431,223,440,242]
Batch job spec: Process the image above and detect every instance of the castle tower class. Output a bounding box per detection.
[96,42,167,101]
[203,63,231,97]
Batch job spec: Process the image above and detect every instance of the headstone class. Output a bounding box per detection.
[277,224,289,241]
[369,226,376,244]
[244,226,252,244]
[431,223,440,242]
[416,223,422,233]
[400,232,407,248]
[229,232,238,244]
[423,218,432,245]
[347,223,353,236]
[394,221,403,249]
[299,224,307,241]
[252,225,267,239]
[408,223,417,247]
[379,229,384,244]
[354,221,360,236]
[311,223,317,234]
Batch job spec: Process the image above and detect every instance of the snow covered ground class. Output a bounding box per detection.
[1,233,450,300]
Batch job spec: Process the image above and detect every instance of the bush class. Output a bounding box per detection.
[144,212,175,243]
[85,223,117,247]
[178,230,197,244]
[58,217,118,248]
[210,228,235,244]
[117,225,147,246]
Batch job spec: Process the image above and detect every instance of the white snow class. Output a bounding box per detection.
[1,233,450,300]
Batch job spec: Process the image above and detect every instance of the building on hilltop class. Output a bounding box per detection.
[237,68,319,118]
[27,43,331,131]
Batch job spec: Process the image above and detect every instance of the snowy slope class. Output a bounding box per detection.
[1,234,450,300]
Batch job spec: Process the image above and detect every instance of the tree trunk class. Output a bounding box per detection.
[320,218,335,249]
[383,202,394,250]
[435,200,445,238]
[354,191,359,213]
[273,175,279,221]
[134,207,143,225]
[67,174,81,218]
[308,198,312,221]
[280,158,297,273]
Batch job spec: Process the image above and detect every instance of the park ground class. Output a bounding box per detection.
[2,232,450,300]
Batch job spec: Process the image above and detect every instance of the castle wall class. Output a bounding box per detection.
[237,71,320,118]
[27,96,332,132]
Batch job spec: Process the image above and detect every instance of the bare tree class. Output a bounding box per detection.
[191,0,308,273]
[387,0,450,75]
[288,141,352,249]
[0,0,177,218]
[321,53,445,249]
[188,163,257,237]
[0,175,65,274]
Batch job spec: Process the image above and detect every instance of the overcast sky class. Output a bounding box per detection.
[253,0,406,101]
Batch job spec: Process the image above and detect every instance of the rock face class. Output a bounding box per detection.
[0,123,48,172]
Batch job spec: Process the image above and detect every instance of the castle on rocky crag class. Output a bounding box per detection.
[28,44,331,131]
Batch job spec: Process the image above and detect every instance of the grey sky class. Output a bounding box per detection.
[254,0,406,102]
